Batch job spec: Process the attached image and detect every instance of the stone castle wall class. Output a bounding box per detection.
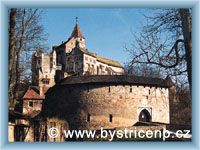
[43,82,170,131]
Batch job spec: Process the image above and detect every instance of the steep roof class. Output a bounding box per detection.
[58,75,173,88]
[55,23,84,50]
[23,86,49,99]
[70,23,84,39]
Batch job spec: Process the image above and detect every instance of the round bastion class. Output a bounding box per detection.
[42,75,173,130]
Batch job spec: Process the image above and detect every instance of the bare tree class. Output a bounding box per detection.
[126,8,192,92]
[125,63,162,78]
[179,9,192,92]
[9,8,47,106]
[15,8,47,83]
[9,8,17,108]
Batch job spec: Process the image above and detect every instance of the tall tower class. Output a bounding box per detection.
[63,17,86,54]
[70,17,86,49]
[31,49,57,89]
[54,17,86,82]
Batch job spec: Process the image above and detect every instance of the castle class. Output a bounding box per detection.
[18,19,125,119]
[9,18,174,142]
[33,18,124,84]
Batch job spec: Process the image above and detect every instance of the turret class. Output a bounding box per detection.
[31,49,56,87]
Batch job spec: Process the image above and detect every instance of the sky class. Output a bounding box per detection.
[40,8,146,66]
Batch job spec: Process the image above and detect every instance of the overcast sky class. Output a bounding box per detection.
[41,8,146,65]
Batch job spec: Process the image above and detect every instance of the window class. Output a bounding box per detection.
[108,86,111,93]
[149,89,151,94]
[29,101,33,107]
[42,78,49,84]
[109,114,113,123]
[91,64,95,74]
[75,62,78,72]
[130,86,132,93]
[78,63,83,69]
[97,66,99,75]
[70,62,73,70]
[87,114,91,122]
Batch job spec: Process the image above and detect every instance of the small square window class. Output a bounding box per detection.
[29,101,33,107]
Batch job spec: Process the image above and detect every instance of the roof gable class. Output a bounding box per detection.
[23,86,49,99]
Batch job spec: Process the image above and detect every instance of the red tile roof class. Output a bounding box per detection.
[23,86,49,99]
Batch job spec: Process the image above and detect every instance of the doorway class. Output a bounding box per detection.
[139,109,151,122]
